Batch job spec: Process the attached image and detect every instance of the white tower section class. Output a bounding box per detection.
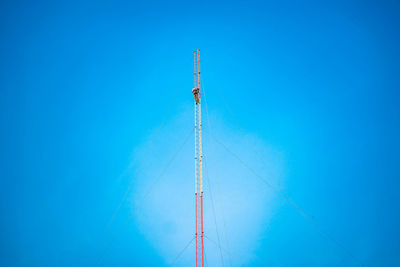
[193,49,204,267]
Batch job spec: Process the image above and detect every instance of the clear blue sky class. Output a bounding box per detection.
[1,0,399,266]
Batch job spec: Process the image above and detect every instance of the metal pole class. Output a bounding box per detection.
[197,49,204,267]
[193,49,204,267]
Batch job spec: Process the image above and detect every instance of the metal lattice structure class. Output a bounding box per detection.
[193,49,204,267]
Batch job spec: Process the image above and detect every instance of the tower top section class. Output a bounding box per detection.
[192,49,201,104]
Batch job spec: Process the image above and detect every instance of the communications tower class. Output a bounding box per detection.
[192,49,204,267]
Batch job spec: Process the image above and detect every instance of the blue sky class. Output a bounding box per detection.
[1,0,399,266]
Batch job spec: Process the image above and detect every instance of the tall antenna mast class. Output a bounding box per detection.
[192,49,204,267]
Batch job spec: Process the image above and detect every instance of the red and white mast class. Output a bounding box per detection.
[192,49,204,267]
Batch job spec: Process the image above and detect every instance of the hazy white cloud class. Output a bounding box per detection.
[130,104,285,266]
